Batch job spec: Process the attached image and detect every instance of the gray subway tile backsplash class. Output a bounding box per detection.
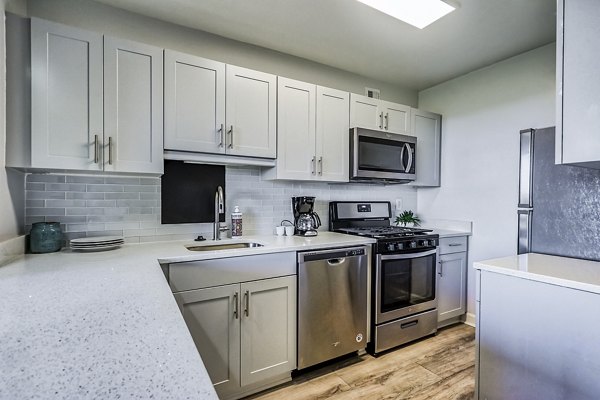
[25,168,417,243]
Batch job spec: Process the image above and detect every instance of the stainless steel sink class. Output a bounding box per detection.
[186,242,264,252]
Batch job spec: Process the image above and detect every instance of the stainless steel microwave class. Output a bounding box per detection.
[350,127,417,183]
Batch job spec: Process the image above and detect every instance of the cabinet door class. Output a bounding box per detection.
[381,100,411,134]
[438,252,467,322]
[410,108,441,187]
[558,0,600,166]
[316,86,350,182]
[276,77,316,180]
[30,18,103,170]
[350,93,382,130]
[174,284,241,398]
[240,276,296,386]
[104,37,164,174]
[225,65,276,158]
[164,50,225,154]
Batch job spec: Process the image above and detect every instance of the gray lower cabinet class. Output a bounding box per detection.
[437,236,468,326]
[476,270,600,400]
[174,275,296,400]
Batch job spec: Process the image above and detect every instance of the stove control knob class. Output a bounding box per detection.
[387,243,395,252]
[429,239,437,247]
[418,240,426,247]
[396,242,404,250]
[410,241,417,249]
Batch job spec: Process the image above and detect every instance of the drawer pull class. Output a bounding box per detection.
[448,243,463,247]
[401,320,418,329]
[233,292,239,319]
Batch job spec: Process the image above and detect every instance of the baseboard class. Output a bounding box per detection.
[464,312,476,327]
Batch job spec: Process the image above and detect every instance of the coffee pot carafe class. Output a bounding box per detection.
[292,196,321,236]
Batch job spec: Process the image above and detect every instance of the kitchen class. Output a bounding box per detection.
[1,0,596,399]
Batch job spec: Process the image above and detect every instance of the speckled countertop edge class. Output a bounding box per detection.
[0,232,374,399]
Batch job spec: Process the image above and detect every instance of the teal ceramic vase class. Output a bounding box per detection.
[30,222,63,253]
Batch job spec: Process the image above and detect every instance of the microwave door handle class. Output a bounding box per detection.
[405,143,414,173]
[399,143,406,171]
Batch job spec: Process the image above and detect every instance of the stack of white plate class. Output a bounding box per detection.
[70,236,124,251]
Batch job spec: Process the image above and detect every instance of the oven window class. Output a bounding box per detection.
[358,136,404,173]
[380,253,436,313]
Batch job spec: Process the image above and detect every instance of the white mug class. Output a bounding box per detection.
[275,226,285,236]
[285,226,295,236]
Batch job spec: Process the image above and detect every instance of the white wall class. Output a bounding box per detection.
[14,0,417,105]
[417,43,556,316]
[0,0,24,241]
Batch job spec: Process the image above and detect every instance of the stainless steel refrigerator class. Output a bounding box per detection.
[518,127,600,260]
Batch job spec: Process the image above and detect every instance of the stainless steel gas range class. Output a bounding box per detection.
[330,201,439,354]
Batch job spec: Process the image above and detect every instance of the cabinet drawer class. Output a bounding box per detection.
[168,252,296,292]
[439,236,468,254]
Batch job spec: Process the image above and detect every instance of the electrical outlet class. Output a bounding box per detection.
[395,198,403,214]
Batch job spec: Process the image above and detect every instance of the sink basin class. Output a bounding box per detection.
[186,242,264,252]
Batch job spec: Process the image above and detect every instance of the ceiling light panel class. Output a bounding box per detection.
[356,0,456,29]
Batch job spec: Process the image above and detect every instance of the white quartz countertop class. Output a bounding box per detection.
[0,232,373,399]
[427,228,472,238]
[474,253,600,294]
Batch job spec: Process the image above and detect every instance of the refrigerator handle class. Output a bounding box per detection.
[518,129,535,208]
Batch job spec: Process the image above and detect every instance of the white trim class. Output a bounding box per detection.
[464,312,476,327]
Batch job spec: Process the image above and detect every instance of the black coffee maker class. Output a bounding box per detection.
[292,196,321,236]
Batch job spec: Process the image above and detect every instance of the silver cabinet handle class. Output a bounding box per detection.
[311,156,316,175]
[385,113,389,130]
[448,243,463,247]
[438,260,444,277]
[108,136,113,165]
[318,156,323,175]
[228,125,234,149]
[379,112,383,129]
[93,135,99,164]
[404,143,413,173]
[233,292,239,319]
[244,290,250,317]
[218,124,224,148]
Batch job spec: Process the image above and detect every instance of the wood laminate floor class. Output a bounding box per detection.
[249,324,475,400]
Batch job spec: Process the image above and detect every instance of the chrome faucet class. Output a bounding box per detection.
[213,186,228,240]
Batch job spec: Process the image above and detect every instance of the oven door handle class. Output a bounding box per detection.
[379,248,437,260]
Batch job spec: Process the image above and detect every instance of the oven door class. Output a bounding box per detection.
[351,128,416,182]
[375,249,438,324]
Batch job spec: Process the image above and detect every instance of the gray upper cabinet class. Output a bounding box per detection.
[164,50,226,154]
[265,77,349,182]
[380,100,411,135]
[410,108,442,187]
[103,37,164,174]
[7,16,164,174]
[350,94,411,134]
[30,18,104,171]
[225,65,277,159]
[556,0,600,168]
[164,58,276,159]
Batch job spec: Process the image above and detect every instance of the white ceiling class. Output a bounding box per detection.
[91,0,556,90]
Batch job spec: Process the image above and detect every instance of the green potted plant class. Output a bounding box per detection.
[395,210,421,227]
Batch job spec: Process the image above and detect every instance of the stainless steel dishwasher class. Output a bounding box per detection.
[297,246,369,369]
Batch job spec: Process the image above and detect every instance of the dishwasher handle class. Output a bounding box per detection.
[298,246,367,263]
